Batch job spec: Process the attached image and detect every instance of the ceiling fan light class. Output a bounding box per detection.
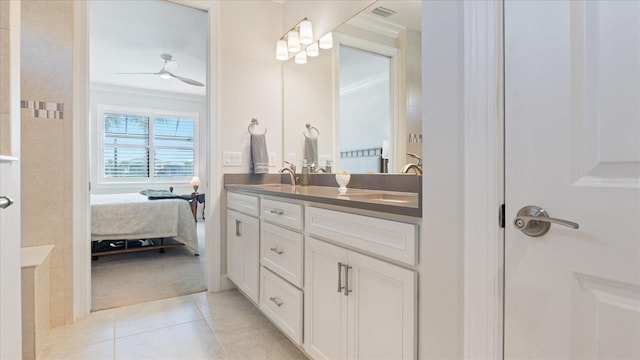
[276,40,289,61]
[319,32,333,49]
[299,19,313,45]
[306,42,319,57]
[287,30,301,53]
[295,51,307,65]
[159,71,172,79]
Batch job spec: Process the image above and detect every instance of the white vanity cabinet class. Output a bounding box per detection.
[305,208,417,360]
[259,198,304,345]
[227,193,260,303]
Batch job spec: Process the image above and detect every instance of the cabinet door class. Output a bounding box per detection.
[305,237,349,360]
[241,212,260,303]
[347,251,417,360]
[226,209,260,303]
[227,210,244,287]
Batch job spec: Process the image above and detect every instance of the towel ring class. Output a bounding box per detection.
[248,118,267,135]
[303,123,319,139]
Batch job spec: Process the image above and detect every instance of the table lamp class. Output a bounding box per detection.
[190,176,201,193]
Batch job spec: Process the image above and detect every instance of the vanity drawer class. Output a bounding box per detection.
[261,199,303,231]
[227,192,259,217]
[306,207,417,266]
[260,267,303,345]
[261,221,304,288]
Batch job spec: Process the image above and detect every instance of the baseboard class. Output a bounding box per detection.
[218,275,236,291]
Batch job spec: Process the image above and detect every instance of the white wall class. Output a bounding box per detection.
[283,0,375,41]
[90,84,207,195]
[219,1,283,174]
[420,1,465,358]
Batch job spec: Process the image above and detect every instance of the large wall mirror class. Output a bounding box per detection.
[283,1,422,173]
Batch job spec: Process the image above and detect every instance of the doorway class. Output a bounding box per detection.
[87,0,210,311]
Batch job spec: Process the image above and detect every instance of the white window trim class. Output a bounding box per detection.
[96,104,199,188]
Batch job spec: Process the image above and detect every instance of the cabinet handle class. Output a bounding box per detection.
[269,247,284,255]
[269,296,283,307]
[270,209,284,215]
[337,262,344,293]
[343,264,353,296]
[235,219,241,237]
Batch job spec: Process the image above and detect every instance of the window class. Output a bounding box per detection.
[99,105,198,184]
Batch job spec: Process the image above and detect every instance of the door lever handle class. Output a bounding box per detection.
[514,205,579,237]
[0,196,14,209]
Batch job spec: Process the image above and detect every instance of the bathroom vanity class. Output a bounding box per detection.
[225,174,421,359]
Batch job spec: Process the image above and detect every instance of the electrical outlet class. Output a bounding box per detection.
[223,151,242,166]
[269,153,277,167]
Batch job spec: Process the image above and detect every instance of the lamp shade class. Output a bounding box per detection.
[287,30,301,53]
[306,42,319,57]
[276,40,289,61]
[295,51,307,64]
[190,176,201,187]
[319,32,333,49]
[299,19,313,45]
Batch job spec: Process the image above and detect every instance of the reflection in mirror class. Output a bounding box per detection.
[282,1,422,173]
[339,45,391,173]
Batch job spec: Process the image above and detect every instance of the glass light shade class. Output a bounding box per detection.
[299,20,313,45]
[159,71,172,79]
[276,40,289,61]
[190,176,201,187]
[295,51,307,64]
[319,32,333,49]
[287,31,301,53]
[306,42,319,57]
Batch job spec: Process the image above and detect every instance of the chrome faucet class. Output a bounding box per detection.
[401,152,423,175]
[279,161,297,186]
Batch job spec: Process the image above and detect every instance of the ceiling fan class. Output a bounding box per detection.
[117,53,204,87]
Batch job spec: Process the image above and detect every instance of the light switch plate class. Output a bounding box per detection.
[269,153,277,167]
[223,151,242,166]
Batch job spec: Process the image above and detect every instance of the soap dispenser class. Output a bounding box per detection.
[301,159,310,186]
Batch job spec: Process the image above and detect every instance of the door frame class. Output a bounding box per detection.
[461,1,504,359]
[72,0,222,319]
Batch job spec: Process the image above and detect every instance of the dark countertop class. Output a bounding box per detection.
[225,183,421,218]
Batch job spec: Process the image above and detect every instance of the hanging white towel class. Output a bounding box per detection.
[251,133,269,174]
[304,135,318,165]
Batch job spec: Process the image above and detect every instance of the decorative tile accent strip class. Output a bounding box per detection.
[20,100,64,119]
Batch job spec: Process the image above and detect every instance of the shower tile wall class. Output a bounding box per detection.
[21,0,74,327]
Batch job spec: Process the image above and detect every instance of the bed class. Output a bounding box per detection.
[90,193,199,256]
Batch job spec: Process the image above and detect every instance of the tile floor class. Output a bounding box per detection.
[39,290,308,360]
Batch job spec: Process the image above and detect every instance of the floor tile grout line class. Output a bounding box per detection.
[113,317,207,341]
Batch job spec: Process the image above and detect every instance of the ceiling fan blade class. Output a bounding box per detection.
[115,72,161,75]
[169,73,204,87]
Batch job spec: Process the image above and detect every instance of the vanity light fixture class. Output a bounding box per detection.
[299,19,313,45]
[306,42,319,57]
[295,51,308,64]
[276,17,332,63]
[319,32,333,49]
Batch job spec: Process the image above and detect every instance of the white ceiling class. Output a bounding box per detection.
[367,0,422,32]
[89,1,208,96]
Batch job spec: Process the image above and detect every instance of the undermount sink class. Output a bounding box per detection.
[344,193,416,204]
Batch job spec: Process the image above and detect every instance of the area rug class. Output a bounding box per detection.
[91,222,206,311]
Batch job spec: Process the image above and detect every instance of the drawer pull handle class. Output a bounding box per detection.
[343,264,353,296]
[269,296,283,307]
[269,247,284,255]
[235,219,241,237]
[270,209,284,215]
[337,262,344,293]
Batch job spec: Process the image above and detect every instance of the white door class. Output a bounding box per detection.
[0,0,22,357]
[347,251,416,360]
[226,209,259,303]
[304,237,348,360]
[226,210,243,288]
[504,1,640,358]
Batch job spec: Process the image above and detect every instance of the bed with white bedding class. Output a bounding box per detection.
[91,193,199,255]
